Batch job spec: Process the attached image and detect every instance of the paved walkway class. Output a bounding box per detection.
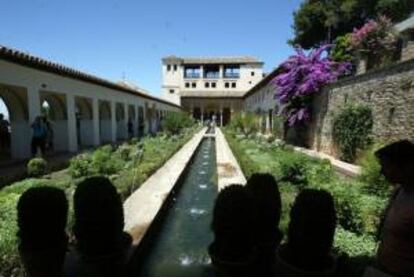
[123,128,207,245]
[215,128,246,190]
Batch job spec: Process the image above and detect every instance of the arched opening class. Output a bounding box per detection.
[40,92,69,154]
[75,97,94,148]
[116,103,126,140]
[0,97,11,160]
[138,106,144,137]
[0,85,29,160]
[128,105,136,138]
[99,100,112,143]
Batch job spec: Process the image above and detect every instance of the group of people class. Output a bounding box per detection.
[31,115,53,157]
[14,140,414,277]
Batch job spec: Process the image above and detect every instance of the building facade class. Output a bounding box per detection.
[0,46,181,161]
[161,56,264,125]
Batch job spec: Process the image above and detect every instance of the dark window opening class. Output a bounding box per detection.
[167,64,171,71]
[204,65,220,78]
[169,89,175,94]
[212,83,217,88]
[184,66,201,78]
[231,82,236,88]
[173,64,178,71]
[225,82,230,88]
[185,82,190,88]
[192,82,197,88]
[224,65,240,78]
[205,82,210,88]
[251,71,255,76]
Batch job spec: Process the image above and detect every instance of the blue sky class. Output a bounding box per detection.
[0,0,302,117]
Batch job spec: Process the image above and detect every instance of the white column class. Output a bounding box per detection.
[200,106,204,123]
[110,101,117,142]
[266,112,271,134]
[27,86,41,124]
[92,98,100,146]
[66,94,78,152]
[220,110,223,127]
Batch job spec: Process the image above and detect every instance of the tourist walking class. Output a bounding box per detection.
[0,113,10,151]
[42,116,53,151]
[31,116,47,157]
[375,140,414,277]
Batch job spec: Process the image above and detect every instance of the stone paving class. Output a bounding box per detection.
[215,128,246,190]
[123,128,206,245]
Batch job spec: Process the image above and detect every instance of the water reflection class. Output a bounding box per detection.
[135,138,217,277]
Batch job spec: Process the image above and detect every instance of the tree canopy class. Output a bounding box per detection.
[290,0,414,49]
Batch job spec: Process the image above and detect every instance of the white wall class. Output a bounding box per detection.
[0,59,181,159]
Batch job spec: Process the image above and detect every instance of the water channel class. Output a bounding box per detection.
[134,136,217,277]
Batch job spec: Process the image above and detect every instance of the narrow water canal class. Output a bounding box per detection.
[135,137,217,277]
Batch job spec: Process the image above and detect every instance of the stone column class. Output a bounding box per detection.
[66,94,78,152]
[200,106,204,124]
[220,110,223,127]
[110,101,117,142]
[92,98,100,146]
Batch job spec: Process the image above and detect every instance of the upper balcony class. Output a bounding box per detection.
[223,65,240,79]
[184,66,201,79]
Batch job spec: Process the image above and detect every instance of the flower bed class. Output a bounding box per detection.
[224,130,387,265]
[0,126,200,277]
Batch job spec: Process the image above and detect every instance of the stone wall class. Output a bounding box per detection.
[310,59,414,157]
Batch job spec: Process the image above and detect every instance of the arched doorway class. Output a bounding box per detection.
[0,86,30,160]
[128,105,136,139]
[138,106,144,137]
[116,103,126,140]
[75,97,94,148]
[40,92,69,153]
[0,97,11,160]
[99,101,112,143]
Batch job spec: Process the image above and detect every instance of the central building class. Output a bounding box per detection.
[161,55,264,126]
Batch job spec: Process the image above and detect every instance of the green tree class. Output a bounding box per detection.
[291,0,413,49]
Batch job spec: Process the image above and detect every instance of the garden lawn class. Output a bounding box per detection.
[0,126,200,277]
[224,130,387,262]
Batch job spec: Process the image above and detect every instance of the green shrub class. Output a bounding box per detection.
[163,112,194,135]
[272,116,285,138]
[334,228,377,258]
[277,151,310,186]
[69,153,94,178]
[117,144,132,161]
[358,144,391,197]
[228,112,260,137]
[27,158,48,177]
[92,145,123,175]
[333,104,373,162]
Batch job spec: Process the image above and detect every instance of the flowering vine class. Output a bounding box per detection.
[272,45,349,127]
[350,16,397,55]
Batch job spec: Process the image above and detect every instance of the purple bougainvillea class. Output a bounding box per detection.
[272,45,349,127]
